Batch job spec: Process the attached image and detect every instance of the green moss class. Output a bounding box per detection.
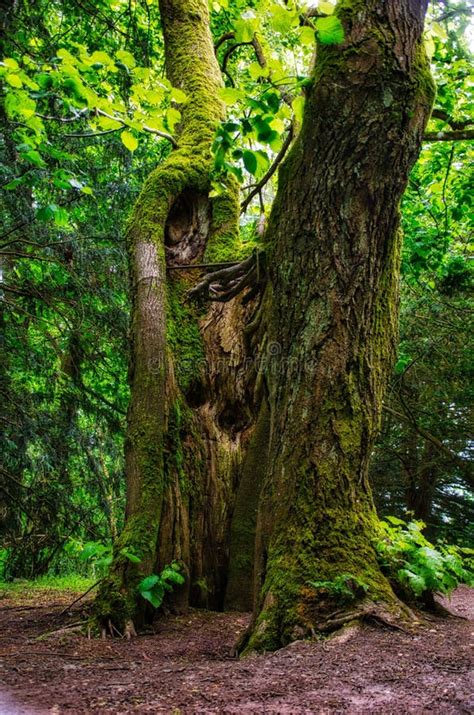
[167,279,206,394]
[205,175,241,262]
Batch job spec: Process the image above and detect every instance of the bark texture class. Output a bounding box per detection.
[240,0,435,651]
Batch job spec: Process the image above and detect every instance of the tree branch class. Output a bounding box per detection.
[382,404,471,469]
[241,125,294,212]
[430,108,473,131]
[424,129,474,142]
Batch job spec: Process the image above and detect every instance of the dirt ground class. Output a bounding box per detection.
[0,586,472,714]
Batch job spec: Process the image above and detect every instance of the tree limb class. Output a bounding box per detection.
[382,404,471,469]
[241,125,294,212]
[423,129,474,142]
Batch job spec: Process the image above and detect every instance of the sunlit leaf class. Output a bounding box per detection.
[120,130,138,151]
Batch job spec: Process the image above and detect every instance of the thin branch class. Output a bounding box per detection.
[167,260,240,270]
[96,108,178,147]
[423,129,474,142]
[382,404,470,469]
[39,108,178,146]
[430,108,473,131]
[241,124,294,212]
[214,31,235,51]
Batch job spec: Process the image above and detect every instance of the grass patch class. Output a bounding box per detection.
[0,574,96,596]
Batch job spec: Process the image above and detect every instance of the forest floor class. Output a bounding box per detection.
[0,584,472,714]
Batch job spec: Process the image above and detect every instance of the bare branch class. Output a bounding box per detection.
[424,129,474,142]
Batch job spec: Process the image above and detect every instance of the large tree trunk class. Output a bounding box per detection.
[95,0,251,631]
[239,0,435,652]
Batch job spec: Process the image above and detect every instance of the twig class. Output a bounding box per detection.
[168,260,240,270]
[241,125,294,212]
[35,620,87,640]
[58,579,103,616]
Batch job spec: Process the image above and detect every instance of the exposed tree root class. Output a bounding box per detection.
[316,599,417,634]
[237,597,419,656]
[100,617,137,640]
[188,250,265,303]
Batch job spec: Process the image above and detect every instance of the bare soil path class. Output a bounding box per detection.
[0,586,472,714]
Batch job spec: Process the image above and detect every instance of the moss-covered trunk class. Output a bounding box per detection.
[95,0,250,631]
[240,0,435,651]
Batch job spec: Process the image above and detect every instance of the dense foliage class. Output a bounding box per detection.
[1,0,472,582]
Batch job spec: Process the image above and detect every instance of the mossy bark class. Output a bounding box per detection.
[241,0,435,652]
[95,0,246,630]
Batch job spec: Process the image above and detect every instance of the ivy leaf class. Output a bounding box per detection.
[121,130,138,151]
[315,16,344,45]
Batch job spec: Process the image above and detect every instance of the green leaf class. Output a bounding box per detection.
[6,73,23,88]
[269,5,298,34]
[300,26,316,46]
[161,569,185,585]
[3,57,19,70]
[219,87,243,106]
[120,130,138,151]
[138,574,160,592]
[116,50,136,68]
[170,87,187,104]
[165,107,181,130]
[292,95,305,124]
[234,14,258,43]
[243,150,258,176]
[399,568,426,595]
[248,62,268,80]
[140,589,162,608]
[315,16,344,45]
[120,548,141,564]
[319,1,335,14]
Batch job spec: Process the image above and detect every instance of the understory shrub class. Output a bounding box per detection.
[376,517,474,602]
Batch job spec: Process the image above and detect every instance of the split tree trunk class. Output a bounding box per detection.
[239,0,435,651]
[95,0,251,631]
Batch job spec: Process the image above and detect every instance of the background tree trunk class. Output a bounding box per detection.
[240,0,435,652]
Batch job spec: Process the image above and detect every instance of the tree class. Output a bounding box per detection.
[236,0,436,652]
[94,0,245,633]
[5,0,471,649]
[93,0,436,646]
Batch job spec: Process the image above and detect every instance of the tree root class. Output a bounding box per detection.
[316,599,417,634]
[187,249,265,303]
[101,618,137,640]
[237,597,419,655]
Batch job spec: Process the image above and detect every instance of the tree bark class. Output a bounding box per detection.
[94,0,248,631]
[239,0,435,652]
